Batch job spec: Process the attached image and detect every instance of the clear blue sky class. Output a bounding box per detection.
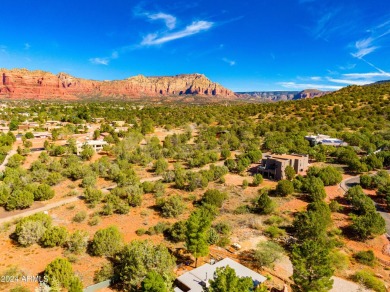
[1,0,389,91]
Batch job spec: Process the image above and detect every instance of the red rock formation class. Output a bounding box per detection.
[0,68,235,100]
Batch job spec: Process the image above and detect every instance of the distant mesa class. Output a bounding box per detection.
[0,68,235,100]
[236,89,330,101]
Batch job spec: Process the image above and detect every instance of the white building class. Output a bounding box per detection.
[175,258,266,292]
[305,134,348,147]
[76,140,108,155]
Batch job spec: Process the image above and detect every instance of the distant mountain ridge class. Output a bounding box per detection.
[0,68,235,100]
[236,89,330,101]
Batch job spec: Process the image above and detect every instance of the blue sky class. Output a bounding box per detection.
[1,0,389,91]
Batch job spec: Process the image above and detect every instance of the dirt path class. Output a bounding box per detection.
[0,149,17,172]
[0,196,80,225]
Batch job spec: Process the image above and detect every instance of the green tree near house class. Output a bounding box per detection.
[292,240,334,292]
[254,189,275,215]
[185,208,213,267]
[114,240,175,291]
[285,165,296,180]
[206,266,254,292]
[141,271,168,292]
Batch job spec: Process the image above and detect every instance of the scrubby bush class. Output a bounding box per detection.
[159,195,185,218]
[207,228,220,245]
[44,258,76,289]
[353,250,376,266]
[94,263,114,283]
[352,270,386,292]
[14,213,52,246]
[135,228,147,236]
[147,222,170,235]
[214,221,232,235]
[33,184,55,201]
[276,180,294,196]
[90,226,123,257]
[72,211,87,223]
[84,187,103,206]
[66,230,89,254]
[166,220,186,242]
[16,220,47,246]
[329,200,342,212]
[255,189,276,215]
[5,190,34,210]
[201,189,227,208]
[329,250,350,272]
[40,226,68,247]
[251,174,263,186]
[264,226,286,238]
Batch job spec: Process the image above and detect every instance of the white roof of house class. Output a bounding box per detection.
[176,258,266,292]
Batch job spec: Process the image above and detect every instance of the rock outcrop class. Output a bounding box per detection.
[0,68,235,100]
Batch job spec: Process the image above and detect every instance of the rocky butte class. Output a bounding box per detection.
[0,68,235,100]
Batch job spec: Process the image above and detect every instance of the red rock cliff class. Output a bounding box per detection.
[0,68,235,100]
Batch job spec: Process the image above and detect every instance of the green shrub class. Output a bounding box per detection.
[136,228,147,236]
[90,226,123,257]
[207,228,220,245]
[66,230,89,254]
[159,195,185,218]
[264,215,284,226]
[84,187,103,206]
[329,200,342,212]
[251,174,263,186]
[255,190,276,215]
[10,286,30,292]
[201,189,228,208]
[233,204,251,214]
[242,179,249,189]
[353,250,376,266]
[329,250,350,271]
[276,180,294,196]
[352,270,386,292]
[94,263,114,283]
[5,190,34,210]
[214,221,232,235]
[166,220,186,242]
[72,211,87,223]
[147,222,170,235]
[40,226,68,247]
[264,226,286,239]
[44,258,75,289]
[33,184,55,201]
[88,216,100,226]
[16,220,47,246]
[216,235,230,247]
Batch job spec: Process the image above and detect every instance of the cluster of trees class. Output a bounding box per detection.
[0,160,56,210]
[14,213,89,254]
[360,171,390,207]
[163,164,228,191]
[346,186,385,240]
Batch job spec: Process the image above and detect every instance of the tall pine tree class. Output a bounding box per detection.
[185,207,212,267]
[292,240,334,292]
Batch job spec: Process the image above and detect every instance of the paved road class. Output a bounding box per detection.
[340,170,390,235]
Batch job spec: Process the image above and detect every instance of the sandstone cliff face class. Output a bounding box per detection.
[0,68,235,100]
